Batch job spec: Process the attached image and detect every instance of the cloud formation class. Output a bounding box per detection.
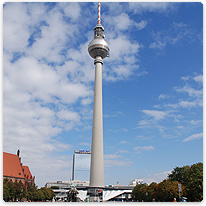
[137,73,203,142]
[183,133,203,142]
[104,154,133,167]
[142,110,168,121]
[129,2,177,14]
[3,2,202,187]
[133,145,155,154]
[149,22,202,52]
[3,2,145,186]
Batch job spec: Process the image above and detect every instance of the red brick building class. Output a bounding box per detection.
[3,150,35,188]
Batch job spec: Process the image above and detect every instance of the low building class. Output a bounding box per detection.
[3,150,35,188]
[47,184,134,202]
[45,180,89,202]
[45,180,89,189]
[129,179,144,186]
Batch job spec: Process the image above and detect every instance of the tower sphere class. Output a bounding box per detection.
[88,36,109,59]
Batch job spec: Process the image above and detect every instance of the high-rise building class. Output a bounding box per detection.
[72,150,91,182]
[88,2,109,188]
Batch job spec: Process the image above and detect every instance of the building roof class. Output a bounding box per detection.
[3,152,25,179]
[23,166,33,180]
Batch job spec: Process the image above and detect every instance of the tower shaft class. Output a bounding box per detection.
[90,56,104,187]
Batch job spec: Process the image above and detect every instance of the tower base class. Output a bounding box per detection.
[87,186,104,202]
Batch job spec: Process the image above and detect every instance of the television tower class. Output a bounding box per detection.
[88,2,109,187]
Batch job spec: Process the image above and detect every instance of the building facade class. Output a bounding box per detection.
[72,150,91,182]
[45,180,89,189]
[3,150,35,188]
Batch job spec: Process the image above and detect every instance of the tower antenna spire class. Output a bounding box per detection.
[97,2,101,25]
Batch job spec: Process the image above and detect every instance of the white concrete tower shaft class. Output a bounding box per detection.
[88,2,109,188]
[90,56,104,187]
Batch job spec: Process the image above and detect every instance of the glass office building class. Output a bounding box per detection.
[72,150,91,182]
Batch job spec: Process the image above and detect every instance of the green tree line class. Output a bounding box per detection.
[132,162,203,202]
[3,178,55,202]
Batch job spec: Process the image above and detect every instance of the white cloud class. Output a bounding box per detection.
[166,99,202,109]
[104,154,121,160]
[119,140,128,144]
[81,97,92,105]
[133,145,155,153]
[104,154,132,167]
[189,120,202,125]
[59,3,81,20]
[143,170,171,184]
[129,2,177,14]
[175,85,202,97]
[106,13,147,31]
[179,100,202,108]
[149,40,166,50]
[104,111,123,118]
[102,7,145,82]
[3,3,31,52]
[79,142,91,147]
[27,13,76,63]
[138,120,151,126]
[118,150,129,153]
[183,133,203,142]
[136,135,151,140]
[102,34,141,82]
[181,74,203,84]
[56,110,80,122]
[158,94,169,100]
[112,13,132,31]
[105,159,132,167]
[108,35,140,62]
[4,2,143,187]
[142,110,168,120]
[3,2,94,187]
[193,74,203,83]
[163,73,203,110]
[136,20,148,30]
[149,21,199,52]
[138,72,202,143]
[181,76,190,81]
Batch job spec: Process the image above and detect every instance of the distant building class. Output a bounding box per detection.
[46,183,133,202]
[45,180,89,188]
[72,150,91,182]
[129,179,144,186]
[3,150,35,188]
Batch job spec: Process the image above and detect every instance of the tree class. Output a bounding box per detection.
[39,187,55,201]
[13,181,26,201]
[3,178,55,202]
[168,165,190,187]
[186,163,203,201]
[168,162,203,201]
[35,190,44,201]
[132,183,147,201]
[3,179,15,201]
[26,184,38,201]
[145,182,157,202]
[155,179,184,202]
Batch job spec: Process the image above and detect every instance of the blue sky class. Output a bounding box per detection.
[3,1,203,187]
